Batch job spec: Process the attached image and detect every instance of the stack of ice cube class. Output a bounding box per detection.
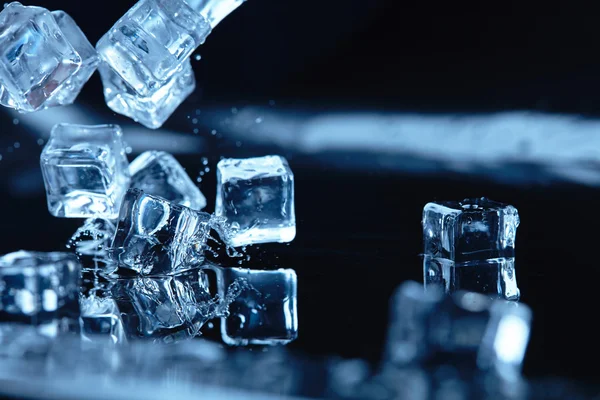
[0,2,99,113]
[96,0,247,128]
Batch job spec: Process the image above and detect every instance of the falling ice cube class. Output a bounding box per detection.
[477,301,531,380]
[216,266,298,345]
[422,197,520,300]
[384,281,443,366]
[111,188,212,275]
[40,124,131,219]
[216,155,296,247]
[96,0,211,128]
[129,151,207,210]
[98,58,196,129]
[112,268,240,342]
[0,2,98,112]
[80,295,126,345]
[0,251,81,339]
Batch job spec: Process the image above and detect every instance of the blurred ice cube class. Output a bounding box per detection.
[40,124,130,219]
[129,151,207,210]
[0,2,98,112]
[111,189,212,275]
[0,251,81,348]
[80,295,126,345]
[216,155,296,247]
[216,266,298,345]
[422,197,520,300]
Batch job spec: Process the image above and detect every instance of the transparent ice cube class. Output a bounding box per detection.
[0,251,81,338]
[111,188,212,275]
[40,123,131,219]
[477,301,531,380]
[384,281,443,366]
[97,58,195,129]
[216,266,298,345]
[0,2,98,112]
[111,268,242,342]
[129,151,207,210]
[80,295,126,345]
[216,155,296,247]
[422,197,520,300]
[186,0,246,28]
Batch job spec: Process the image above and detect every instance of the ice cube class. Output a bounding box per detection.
[97,58,196,129]
[0,251,81,338]
[96,0,210,128]
[111,188,212,275]
[129,151,207,210]
[477,301,531,380]
[40,123,131,219]
[0,2,98,112]
[384,281,443,366]
[80,295,126,345]
[68,218,117,273]
[216,155,296,247]
[422,197,520,300]
[112,268,230,342]
[186,0,246,28]
[216,266,298,345]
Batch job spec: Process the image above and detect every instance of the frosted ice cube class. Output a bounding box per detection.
[40,124,131,219]
[216,155,296,247]
[477,301,531,380]
[0,2,98,112]
[111,268,242,342]
[129,151,206,210]
[98,58,195,129]
[111,188,212,275]
[422,197,520,300]
[0,251,81,338]
[80,295,126,345]
[217,266,298,345]
[384,281,443,366]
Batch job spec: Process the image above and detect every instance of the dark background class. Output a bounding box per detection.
[0,0,598,387]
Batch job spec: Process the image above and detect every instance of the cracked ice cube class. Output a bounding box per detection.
[40,124,131,219]
[422,197,520,300]
[96,0,210,128]
[98,58,195,129]
[129,151,206,210]
[216,266,298,346]
[0,251,81,339]
[216,155,296,247]
[111,188,212,275]
[0,2,98,112]
[80,295,126,345]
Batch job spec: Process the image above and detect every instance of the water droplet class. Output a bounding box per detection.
[268,100,276,107]
[195,109,201,115]
[236,141,242,148]
[255,117,263,124]
[211,129,217,135]
[37,138,44,145]
[201,157,208,165]
[12,118,19,125]
[13,142,20,149]
[204,166,210,173]
[194,54,201,61]
[192,118,198,124]
[193,128,199,134]
[125,146,133,154]
[207,321,214,329]
[231,107,238,114]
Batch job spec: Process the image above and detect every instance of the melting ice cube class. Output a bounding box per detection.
[0,251,81,340]
[129,151,207,210]
[111,189,212,275]
[40,123,131,219]
[216,155,296,247]
[422,197,520,300]
[0,2,98,112]
[215,266,298,345]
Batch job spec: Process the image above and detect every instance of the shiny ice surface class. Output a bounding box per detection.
[423,197,520,300]
[40,124,130,219]
[80,295,126,345]
[216,155,296,247]
[110,189,211,275]
[217,267,298,346]
[0,2,98,112]
[98,58,196,129]
[186,0,246,28]
[129,151,206,210]
[0,251,81,339]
